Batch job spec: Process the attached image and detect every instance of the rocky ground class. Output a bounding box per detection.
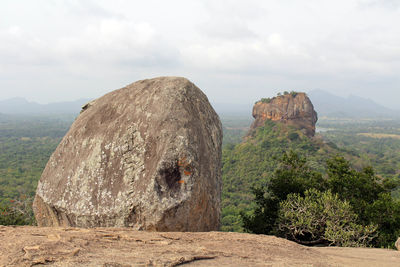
[1,226,399,267]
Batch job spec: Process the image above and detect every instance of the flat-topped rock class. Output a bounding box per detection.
[250,92,318,137]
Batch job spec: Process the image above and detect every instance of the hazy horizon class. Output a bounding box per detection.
[1,1,399,109]
[0,88,398,112]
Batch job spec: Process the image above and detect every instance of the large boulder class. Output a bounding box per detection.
[33,77,222,231]
[250,92,318,137]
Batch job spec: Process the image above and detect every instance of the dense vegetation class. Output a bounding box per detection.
[279,189,377,247]
[242,152,400,248]
[318,118,400,197]
[220,116,400,232]
[221,119,357,232]
[1,112,399,248]
[221,115,252,145]
[0,114,73,224]
[257,91,299,104]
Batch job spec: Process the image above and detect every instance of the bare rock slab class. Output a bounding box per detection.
[1,226,400,267]
[33,77,222,231]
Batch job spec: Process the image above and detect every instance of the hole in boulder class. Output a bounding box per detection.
[159,162,182,189]
[125,207,137,226]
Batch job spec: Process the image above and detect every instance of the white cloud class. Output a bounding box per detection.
[0,0,399,109]
[57,19,158,60]
[360,0,400,9]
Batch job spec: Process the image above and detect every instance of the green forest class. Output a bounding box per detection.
[220,115,400,248]
[0,114,74,225]
[1,112,400,247]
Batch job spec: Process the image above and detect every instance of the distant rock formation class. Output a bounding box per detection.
[33,77,222,231]
[249,92,318,137]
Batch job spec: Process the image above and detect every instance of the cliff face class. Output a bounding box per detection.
[250,93,318,137]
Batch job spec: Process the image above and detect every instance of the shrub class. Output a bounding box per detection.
[241,152,326,234]
[259,98,272,104]
[288,132,300,141]
[242,152,399,248]
[0,196,35,226]
[278,189,377,247]
[365,193,400,248]
[326,156,387,222]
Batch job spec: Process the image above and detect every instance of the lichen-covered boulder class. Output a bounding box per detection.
[33,77,222,231]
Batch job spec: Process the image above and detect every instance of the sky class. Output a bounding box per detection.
[0,0,399,109]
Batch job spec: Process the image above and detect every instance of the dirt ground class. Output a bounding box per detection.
[0,226,399,266]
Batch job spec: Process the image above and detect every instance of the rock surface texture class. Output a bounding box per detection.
[1,226,400,267]
[33,77,222,231]
[250,93,318,137]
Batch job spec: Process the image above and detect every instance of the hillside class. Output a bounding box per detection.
[221,117,361,231]
[1,226,399,266]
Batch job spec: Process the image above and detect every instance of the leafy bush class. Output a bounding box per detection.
[259,98,272,104]
[278,189,377,247]
[288,132,300,141]
[325,156,400,247]
[327,156,387,217]
[364,193,400,247]
[257,91,300,104]
[241,151,326,234]
[241,151,400,248]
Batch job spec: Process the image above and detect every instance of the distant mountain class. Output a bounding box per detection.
[0,98,252,117]
[308,90,397,118]
[0,97,91,115]
[1,91,396,118]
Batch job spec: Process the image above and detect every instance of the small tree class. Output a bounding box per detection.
[242,152,400,248]
[241,152,326,234]
[365,193,400,248]
[278,189,377,247]
[326,156,389,223]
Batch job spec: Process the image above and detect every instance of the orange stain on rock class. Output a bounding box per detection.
[178,180,185,184]
[177,158,186,167]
